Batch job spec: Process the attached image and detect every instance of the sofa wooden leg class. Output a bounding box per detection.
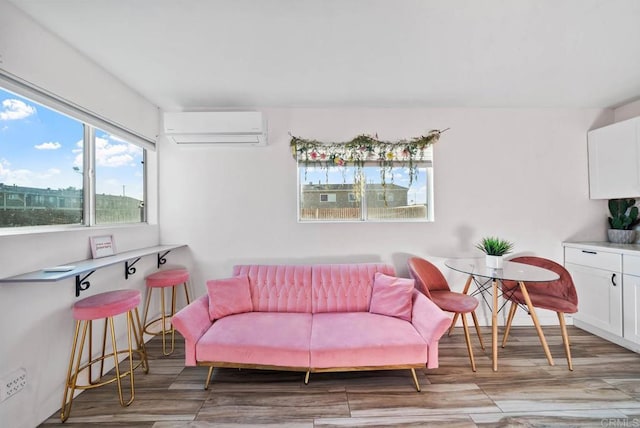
[410,368,421,392]
[304,371,310,385]
[204,366,214,390]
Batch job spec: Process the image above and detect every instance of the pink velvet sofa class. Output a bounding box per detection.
[172,263,452,391]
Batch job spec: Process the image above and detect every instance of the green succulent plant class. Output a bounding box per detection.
[608,198,640,230]
[475,236,514,256]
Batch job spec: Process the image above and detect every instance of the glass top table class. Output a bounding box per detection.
[445,258,560,282]
[444,257,560,371]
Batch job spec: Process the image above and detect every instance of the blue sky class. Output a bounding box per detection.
[0,88,144,200]
[300,165,428,205]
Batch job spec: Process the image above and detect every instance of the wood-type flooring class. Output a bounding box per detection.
[40,325,640,427]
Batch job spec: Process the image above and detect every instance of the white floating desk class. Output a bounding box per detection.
[0,244,187,296]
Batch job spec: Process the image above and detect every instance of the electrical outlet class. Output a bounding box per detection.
[0,368,27,402]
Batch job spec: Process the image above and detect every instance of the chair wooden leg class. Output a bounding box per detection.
[448,313,459,336]
[502,301,518,348]
[518,281,554,367]
[557,312,573,371]
[461,313,476,372]
[470,310,485,350]
[304,371,310,385]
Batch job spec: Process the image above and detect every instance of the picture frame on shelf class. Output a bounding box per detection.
[90,235,116,259]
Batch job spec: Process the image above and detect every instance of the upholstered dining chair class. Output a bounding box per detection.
[501,256,578,370]
[407,257,485,371]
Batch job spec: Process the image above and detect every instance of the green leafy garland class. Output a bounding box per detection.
[290,129,447,187]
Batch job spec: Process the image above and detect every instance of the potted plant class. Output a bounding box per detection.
[475,236,514,269]
[608,198,640,244]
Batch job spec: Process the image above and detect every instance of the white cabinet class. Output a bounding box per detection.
[563,242,640,352]
[623,254,640,343]
[588,117,640,199]
[564,246,622,336]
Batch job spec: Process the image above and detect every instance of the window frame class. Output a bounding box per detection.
[297,160,434,223]
[0,77,150,231]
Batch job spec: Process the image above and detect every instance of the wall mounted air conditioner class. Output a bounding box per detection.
[163,111,267,146]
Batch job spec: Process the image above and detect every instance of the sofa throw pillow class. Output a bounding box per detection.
[369,272,414,321]
[206,275,253,321]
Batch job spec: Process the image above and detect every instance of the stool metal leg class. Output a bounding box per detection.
[183,281,191,304]
[61,320,88,422]
[143,279,190,356]
[110,313,135,407]
[62,312,146,422]
[132,307,149,373]
[98,318,107,381]
[160,287,169,355]
[141,288,153,339]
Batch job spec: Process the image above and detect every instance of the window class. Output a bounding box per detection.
[0,87,146,228]
[319,193,336,203]
[298,163,432,222]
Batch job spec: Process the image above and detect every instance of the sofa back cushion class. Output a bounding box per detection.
[311,263,396,313]
[369,272,414,321]
[233,265,312,313]
[206,274,253,321]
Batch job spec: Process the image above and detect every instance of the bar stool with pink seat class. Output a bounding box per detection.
[142,268,191,355]
[61,289,149,422]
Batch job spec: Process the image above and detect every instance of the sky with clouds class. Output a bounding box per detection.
[0,88,144,200]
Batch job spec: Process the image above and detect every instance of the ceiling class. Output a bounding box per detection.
[8,0,640,111]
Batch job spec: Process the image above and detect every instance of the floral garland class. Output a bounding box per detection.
[290,129,447,187]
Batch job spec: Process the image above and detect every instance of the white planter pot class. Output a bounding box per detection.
[485,255,504,269]
[608,229,636,244]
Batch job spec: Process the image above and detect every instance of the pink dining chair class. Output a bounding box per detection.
[501,256,578,370]
[407,257,484,371]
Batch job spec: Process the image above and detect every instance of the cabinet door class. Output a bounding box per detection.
[623,274,640,344]
[588,118,640,199]
[567,262,622,335]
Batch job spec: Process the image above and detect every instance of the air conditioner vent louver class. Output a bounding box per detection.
[163,111,267,146]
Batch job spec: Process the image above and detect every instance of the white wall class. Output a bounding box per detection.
[0,0,159,141]
[159,107,610,326]
[0,2,172,427]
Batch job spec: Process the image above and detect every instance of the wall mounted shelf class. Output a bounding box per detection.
[0,244,187,296]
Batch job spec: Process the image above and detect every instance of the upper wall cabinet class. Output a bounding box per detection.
[588,117,640,199]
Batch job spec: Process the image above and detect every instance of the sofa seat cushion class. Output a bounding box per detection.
[310,312,427,369]
[197,312,312,368]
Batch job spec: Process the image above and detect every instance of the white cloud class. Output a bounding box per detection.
[0,160,71,189]
[0,161,34,186]
[34,142,62,150]
[42,168,61,178]
[0,99,36,121]
[95,136,140,168]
